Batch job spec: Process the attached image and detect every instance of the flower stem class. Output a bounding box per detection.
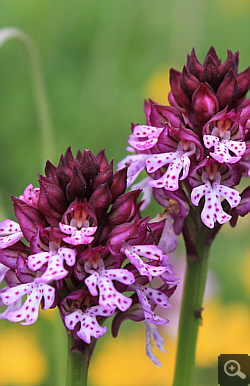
[0,27,55,164]
[66,332,91,386]
[172,224,211,386]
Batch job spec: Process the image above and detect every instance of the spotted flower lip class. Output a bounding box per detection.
[1,281,55,325]
[65,305,115,344]
[191,171,241,228]
[146,141,196,190]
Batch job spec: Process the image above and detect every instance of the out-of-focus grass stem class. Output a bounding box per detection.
[0,27,55,165]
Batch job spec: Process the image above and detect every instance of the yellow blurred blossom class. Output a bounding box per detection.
[89,324,176,386]
[143,68,171,105]
[196,300,250,367]
[0,328,48,385]
[217,0,250,18]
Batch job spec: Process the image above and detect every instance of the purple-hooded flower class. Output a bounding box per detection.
[0,147,178,366]
[1,281,55,325]
[119,47,249,233]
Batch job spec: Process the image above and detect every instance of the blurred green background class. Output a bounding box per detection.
[0,1,249,385]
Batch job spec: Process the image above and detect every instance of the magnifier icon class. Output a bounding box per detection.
[224,360,246,379]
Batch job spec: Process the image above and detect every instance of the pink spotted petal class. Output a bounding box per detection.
[0,219,21,235]
[0,219,23,249]
[85,273,99,296]
[136,288,169,325]
[104,269,135,285]
[98,277,132,311]
[133,125,163,138]
[58,247,76,267]
[191,184,208,206]
[87,305,115,317]
[210,142,241,163]
[6,291,41,325]
[147,171,169,189]
[145,153,176,173]
[226,140,246,157]
[28,251,51,271]
[1,283,33,306]
[66,310,107,344]
[128,135,158,150]
[59,223,75,235]
[141,286,171,308]
[144,322,167,367]
[81,226,97,237]
[41,284,56,309]
[180,155,191,180]
[117,154,149,187]
[0,231,23,249]
[131,245,163,261]
[218,185,241,208]
[203,134,219,149]
[62,231,95,245]
[35,256,68,283]
[124,249,167,281]
[19,184,40,208]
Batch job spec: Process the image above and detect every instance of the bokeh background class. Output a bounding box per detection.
[0,1,249,385]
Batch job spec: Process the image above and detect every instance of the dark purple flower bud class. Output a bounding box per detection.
[79,149,100,181]
[200,55,222,90]
[219,49,236,78]
[38,177,67,223]
[45,160,58,185]
[66,166,86,202]
[92,161,113,191]
[96,149,109,172]
[216,68,239,109]
[12,197,47,242]
[88,183,112,218]
[108,220,139,255]
[56,154,73,191]
[169,68,191,109]
[192,82,219,122]
[64,146,78,169]
[180,66,200,98]
[237,67,250,100]
[186,48,204,80]
[154,104,185,129]
[109,167,127,201]
[109,190,141,225]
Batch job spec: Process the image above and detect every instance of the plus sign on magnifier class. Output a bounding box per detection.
[224,360,246,379]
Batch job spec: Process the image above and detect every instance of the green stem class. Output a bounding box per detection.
[66,332,91,386]
[172,225,211,386]
[0,27,55,164]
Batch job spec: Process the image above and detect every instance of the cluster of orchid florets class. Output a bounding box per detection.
[0,147,178,366]
[118,46,249,237]
[0,46,249,367]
